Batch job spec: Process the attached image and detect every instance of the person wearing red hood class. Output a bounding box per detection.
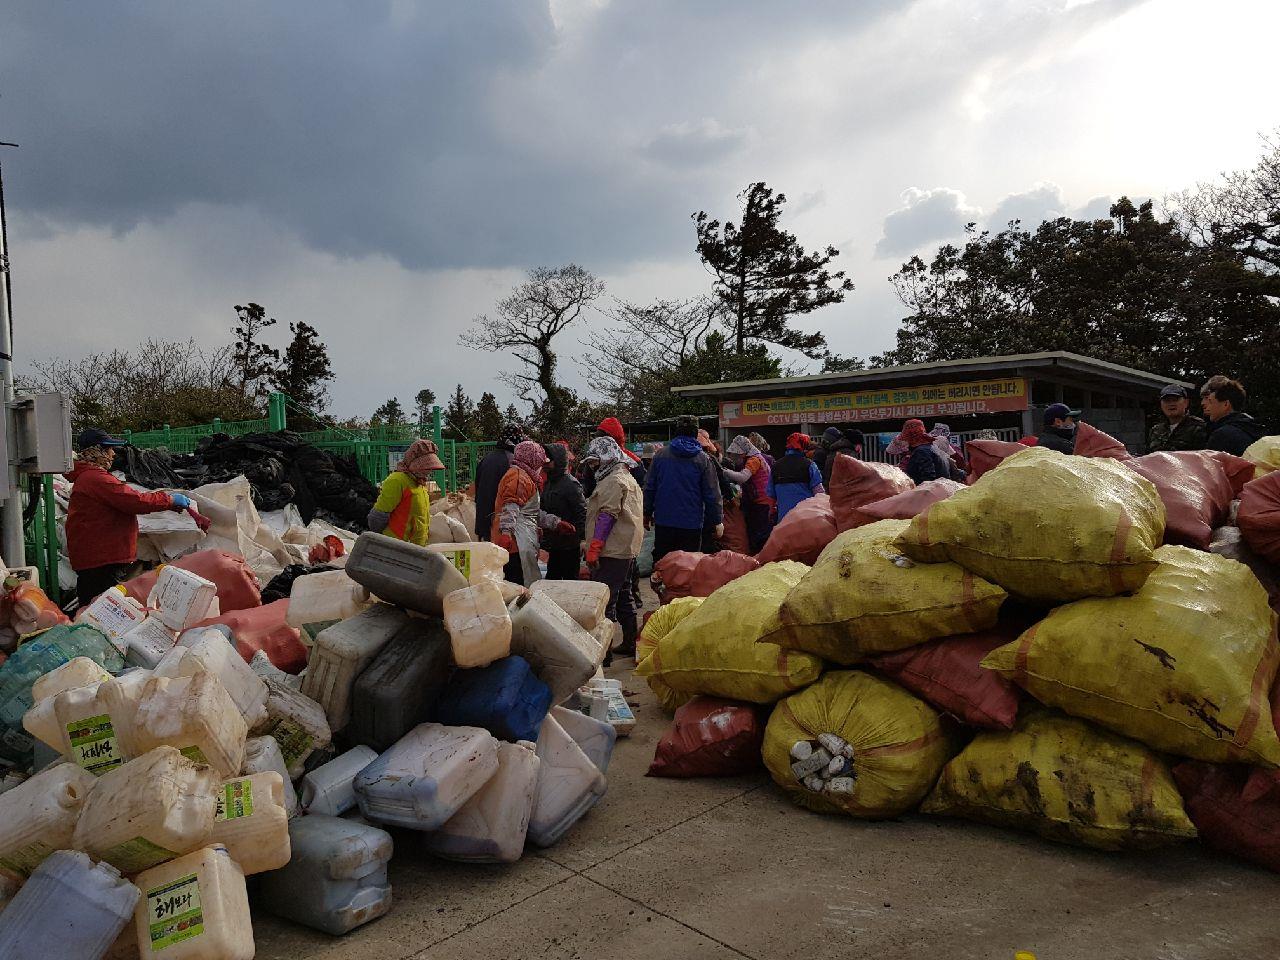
[894,419,947,485]
[767,433,824,522]
[66,428,191,606]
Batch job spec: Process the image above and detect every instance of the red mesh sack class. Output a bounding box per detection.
[1073,422,1131,459]
[1173,761,1280,872]
[851,479,964,525]
[194,599,306,674]
[1126,451,1253,550]
[719,501,751,555]
[689,551,760,597]
[964,439,1030,483]
[756,494,836,565]
[829,455,914,533]
[652,551,702,604]
[1238,471,1280,564]
[867,625,1023,730]
[647,696,765,778]
[123,549,262,613]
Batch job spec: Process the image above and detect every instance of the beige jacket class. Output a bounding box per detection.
[586,467,644,559]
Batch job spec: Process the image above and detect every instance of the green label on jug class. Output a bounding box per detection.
[103,836,176,875]
[179,745,209,766]
[269,719,314,770]
[0,839,53,878]
[215,779,254,822]
[147,873,204,950]
[67,714,123,775]
[449,549,472,581]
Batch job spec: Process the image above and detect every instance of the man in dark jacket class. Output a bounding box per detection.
[1147,384,1208,452]
[540,442,586,579]
[1037,403,1079,454]
[1201,375,1266,456]
[474,423,523,542]
[813,427,853,488]
[644,415,723,563]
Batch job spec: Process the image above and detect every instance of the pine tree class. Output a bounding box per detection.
[443,384,476,440]
[371,397,406,426]
[231,303,279,402]
[473,392,504,440]
[503,403,523,428]
[271,321,335,419]
[414,388,437,429]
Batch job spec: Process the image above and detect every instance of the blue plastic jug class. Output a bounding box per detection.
[433,655,551,743]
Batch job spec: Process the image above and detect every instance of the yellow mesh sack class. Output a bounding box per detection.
[1244,436,1280,480]
[636,596,704,714]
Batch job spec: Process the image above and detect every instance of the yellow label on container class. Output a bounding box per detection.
[449,549,472,581]
[101,836,176,875]
[147,873,204,950]
[67,714,123,776]
[269,719,314,770]
[179,745,209,766]
[215,779,254,822]
[0,839,53,878]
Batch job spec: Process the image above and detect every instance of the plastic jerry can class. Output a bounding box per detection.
[551,705,617,774]
[133,671,248,779]
[241,736,299,817]
[443,582,512,669]
[158,629,269,728]
[0,762,97,882]
[23,657,113,750]
[53,671,151,774]
[345,532,469,615]
[528,580,610,632]
[284,569,371,627]
[510,593,601,703]
[256,814,392,935]
[425,541,510,584]
[77,588,148,652]
[354,723,498,830]
[590,620,617,666]
[433,655,552,744]
[122,616,178,669]
[252,678,332,780]
[0,850,140,960]
[497,579,527,604]
[75,746,220,875]
[527,712,607,848]
[149,566,219,632]
[248,649,302,690]
[302,604,410,732]
[422,740,539,864]
[205,772,291,875]
[132,844,253,960]
[349,616,453,752]
[299,745,378,817]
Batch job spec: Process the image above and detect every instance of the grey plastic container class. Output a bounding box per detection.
[0,849,139,959]
[345,532,468,615]
[302,604,410,732]
[255,814,393,936]
[350,617,453,752]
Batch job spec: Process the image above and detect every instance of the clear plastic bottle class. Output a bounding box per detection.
[423,740,539,864]
[528,712,607,848]
[443,582,512,669]
[528,580,610,631]
[0,762,97,882]
[131,844,254,959]
[284,570,371,627]
[132,671,248,779]
[241,736,299,817]
[204,771,291,875]
[510,593,601,703]
[158,629,268,729]
[0,850,139,958]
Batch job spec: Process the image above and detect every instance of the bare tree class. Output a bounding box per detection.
[460,264,605,436]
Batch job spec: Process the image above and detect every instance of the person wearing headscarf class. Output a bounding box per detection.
[583,436,644,659]
[475,422,525,543]
[927,423,966,479]
[643,416,723,563]
[748,432,775,471]
[367,438,446,545]
[894,419,946,485]
[540,442,586,580]
[768,433,825,523]
[582,417,646,497]
[722,434,775,553]
[697,429,734,551]
[492,440,576,585]
[813,426,854,488]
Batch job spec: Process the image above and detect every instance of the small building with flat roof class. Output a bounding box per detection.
[672,351,1185,458]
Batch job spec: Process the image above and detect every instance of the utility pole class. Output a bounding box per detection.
[0,141,25,568]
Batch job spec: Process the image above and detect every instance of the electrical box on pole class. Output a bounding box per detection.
[10,392,73,476]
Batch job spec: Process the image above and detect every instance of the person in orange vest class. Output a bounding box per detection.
[366,439,445,545]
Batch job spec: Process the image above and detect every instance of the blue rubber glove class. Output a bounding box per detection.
[170,493,192,511]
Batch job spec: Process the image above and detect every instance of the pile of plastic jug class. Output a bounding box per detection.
[0,530,631,958]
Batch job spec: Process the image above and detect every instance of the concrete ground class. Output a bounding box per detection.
[254,593,1280,960]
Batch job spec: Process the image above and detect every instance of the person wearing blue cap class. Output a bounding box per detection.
[1147,384,1207,453]
[65,428,192,606]
[1037,403,1080,454]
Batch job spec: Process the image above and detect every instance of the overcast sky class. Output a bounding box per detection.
[2,0,1277,419]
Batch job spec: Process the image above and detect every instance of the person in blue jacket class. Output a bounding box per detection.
[643,415,723,563]
[768,432,825,522]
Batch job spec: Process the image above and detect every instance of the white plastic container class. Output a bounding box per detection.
[0,762,97,881]
[0,850,139,958]
[585,678,636,737]
[54,675,143,775]
[551,705,617,774]
[93,670,155,760]
[74,746,220,875]
[122,616,179,669]
[497,580,527,604]
[77,589,148,652]
[241,736,299,817]
[149,566,218,632]
[589,621,614,667]
[510,593,601,704]
[158,629,268,729]
[132,671,248,779]
[302,604,408,732]
[299,745,378,817]
[529,580,610,631]
[23,657,115,751]
[249,649,302,691]
[132,844,253,959]
[425,541,510,584]
[354,723,499,831]
[423,740,539,864]
[528,712,607,848]
[204,772,291,875]
[285,570,371,627]
[442,582,512,669]
[252,678,332,779]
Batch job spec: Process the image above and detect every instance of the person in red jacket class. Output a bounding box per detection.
[65,428,190,606]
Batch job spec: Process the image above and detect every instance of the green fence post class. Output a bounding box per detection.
[431,405,442,445]
[212,418,222,433]
[269,393,287,431]
[163,424,171,447]
[42,476,58,600]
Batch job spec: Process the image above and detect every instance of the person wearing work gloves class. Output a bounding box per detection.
[540,442,586,580]
[643,415,723,563]
[366,439,445,545]
[722,434,775,554]
[582,437,643,660]
[491,440,576,586]
[475,423,524,542]
[768,433,825,522]
[65,428,193,606]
